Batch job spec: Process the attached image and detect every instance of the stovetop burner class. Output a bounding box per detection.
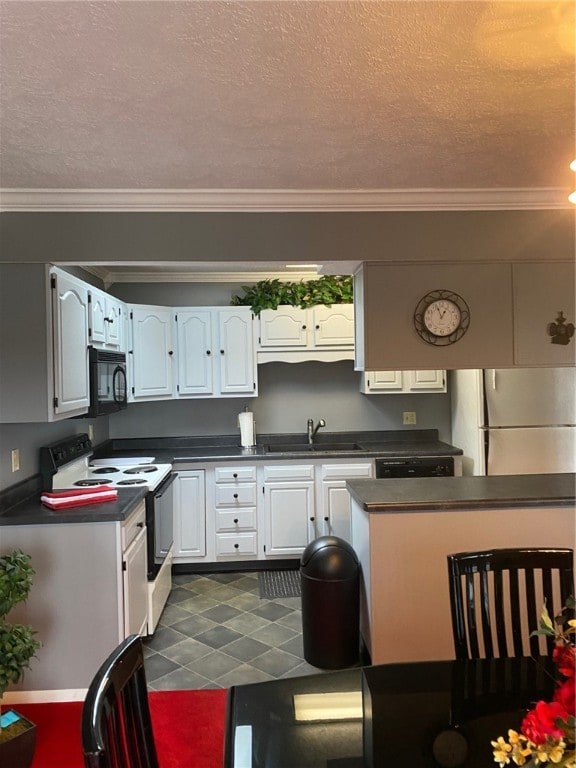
[75,478,113,487]
[123,465,157,474]
[91,466,119,474]
[116,478,148,485]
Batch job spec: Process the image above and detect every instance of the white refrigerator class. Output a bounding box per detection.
[451,368,576,475]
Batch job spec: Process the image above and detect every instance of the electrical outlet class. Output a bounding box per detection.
[88,425,94,441]
[11,449,20,472]
[403,411,417,425]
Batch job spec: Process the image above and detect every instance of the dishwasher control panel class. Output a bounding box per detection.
[375,456,454,478]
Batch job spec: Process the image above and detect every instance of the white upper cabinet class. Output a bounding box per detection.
[513,262,575,367]
[175,307,257,398]
[257,304,354,363]
[89,288,125,351]
[361,369,446,394]
[218,308,257,395]
[51,268,91,417]
[176,310,214,396]
[129,305,175,400]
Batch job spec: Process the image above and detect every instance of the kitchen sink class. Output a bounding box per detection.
[265,443,315,453]
[312,442,363,452]
[265,442,363,453]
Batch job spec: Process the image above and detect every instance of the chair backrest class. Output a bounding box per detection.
[82,634,159,768]
[447,548,574,660]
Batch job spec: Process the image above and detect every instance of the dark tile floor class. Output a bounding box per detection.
[144,571,325,689]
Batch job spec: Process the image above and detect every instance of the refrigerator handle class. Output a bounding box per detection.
[490,369,497,390]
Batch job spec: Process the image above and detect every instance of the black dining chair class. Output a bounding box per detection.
[82,634,159,768]
[447,548,574,660]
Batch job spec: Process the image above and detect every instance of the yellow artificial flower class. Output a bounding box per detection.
[534,737,567,764]
[492,735,513,766]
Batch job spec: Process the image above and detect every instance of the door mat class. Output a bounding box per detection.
[258,570,301,599]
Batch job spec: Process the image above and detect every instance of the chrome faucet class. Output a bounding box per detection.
[307,418,326,444]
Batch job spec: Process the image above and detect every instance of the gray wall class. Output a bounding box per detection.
[1,210,573,264]
[110,361,452,442]
[0,418,109,490]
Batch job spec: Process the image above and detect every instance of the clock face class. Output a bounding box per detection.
[423,299,461,337]
[414,290,470,346]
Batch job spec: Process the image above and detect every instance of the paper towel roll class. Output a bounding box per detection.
[238,411,255,447]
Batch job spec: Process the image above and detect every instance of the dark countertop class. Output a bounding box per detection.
[95,429,462,464]
[0,487,147,526]
[347,473,576,512]
[0,430,461,526]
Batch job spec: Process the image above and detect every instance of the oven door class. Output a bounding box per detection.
[147,472,176,579]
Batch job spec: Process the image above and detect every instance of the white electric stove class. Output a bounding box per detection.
[40,435,174,635]
[52,455,172,492]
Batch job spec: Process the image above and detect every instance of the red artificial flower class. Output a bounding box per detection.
[554,676,576,718]
[521,700,569,745]
[553,643,576,678]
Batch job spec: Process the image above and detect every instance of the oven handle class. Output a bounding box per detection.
[154,471,177,498]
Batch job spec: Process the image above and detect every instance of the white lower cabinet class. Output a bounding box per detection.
[262,464,316,557]
[172,458,375,564]
[213,465,258,559]
[173,470,206,561]
[319,462,374,544]
[122,502,149,637]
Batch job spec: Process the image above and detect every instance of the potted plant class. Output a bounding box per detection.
[230,275,353,314]
[0,550,41,768]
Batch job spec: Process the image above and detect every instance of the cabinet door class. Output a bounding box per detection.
[106,297,124,350]
[361,371,403,392]
[218,308,257,395]
[90,290,124,350]
[405,370,446,392]
[122,525,148,637]
[173,471,206,560]
[312,305,354,347]
[130,305,174,399]
[263,481,315,556]
[321,484,354,542]
[176,310,214,396]
[259,307,307,347]
[319,462,373,544]
[52,270,90,416]
[89,289,108,346]
[513,262,576,367]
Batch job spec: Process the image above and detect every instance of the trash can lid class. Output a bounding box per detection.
[300,536,359,579]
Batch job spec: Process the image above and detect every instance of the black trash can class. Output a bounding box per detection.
[300,535,360,669]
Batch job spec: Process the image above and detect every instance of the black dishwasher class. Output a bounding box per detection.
[375,456,454,478]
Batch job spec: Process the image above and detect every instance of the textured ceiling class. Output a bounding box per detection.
[1,0,574,201]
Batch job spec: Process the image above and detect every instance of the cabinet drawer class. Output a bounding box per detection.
[214,484,257,507]
[215,532,258,557]
[215,508,257,532]
[263,464,315,482]
[121,501,146,551]
[321,462,373,481]
[214,466,257,483]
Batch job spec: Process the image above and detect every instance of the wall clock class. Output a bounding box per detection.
[413,290,470,346]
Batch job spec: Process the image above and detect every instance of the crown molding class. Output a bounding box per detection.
[78,265,323,286]
[0,187,572,212]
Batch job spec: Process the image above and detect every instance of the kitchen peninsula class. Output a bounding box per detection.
[348,473,576,665]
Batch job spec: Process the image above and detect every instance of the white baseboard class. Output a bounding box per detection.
[0,689,87,704]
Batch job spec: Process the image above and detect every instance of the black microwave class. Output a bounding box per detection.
[87,347,128,417]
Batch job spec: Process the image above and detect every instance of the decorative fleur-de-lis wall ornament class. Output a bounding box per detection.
[547,311,575,345]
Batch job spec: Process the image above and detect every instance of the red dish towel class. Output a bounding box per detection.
[41,486,118,509]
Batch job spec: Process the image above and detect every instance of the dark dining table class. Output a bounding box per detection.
[224,657,555,768]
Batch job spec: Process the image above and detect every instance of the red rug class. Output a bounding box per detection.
[13,688,227,768]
